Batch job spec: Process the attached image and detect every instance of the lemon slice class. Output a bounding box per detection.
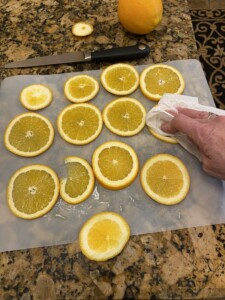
[7,165,59,219]
[140,64,185,101]
[20,84,53,110]
[148,126,178,144]
[64,75,99,103]
[141,154,190,205]
[72,22,94,37]
[79,212,130,261]
[103,97,146,136]
[92,141,139,190]
[60,156,95,204]
[4,112,54,157]
[57,103,103,145]
[100,63,139,95]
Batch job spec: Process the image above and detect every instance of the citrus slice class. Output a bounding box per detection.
[7,164,59,219]
[4,112,54,157]
[92,141,139,190]
[148,126,178,144]
[103,97,146,136]
[100,63,139,96]
[64,75,99,103]
[57,103,103,145]
[20,84,53,110]
[141,154,190,205]
[79,211,130,261]
[72,22,94,37]
[140,64,185,101]
[60,156,95,204]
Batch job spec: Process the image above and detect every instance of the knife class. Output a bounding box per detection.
[4,43,150,69]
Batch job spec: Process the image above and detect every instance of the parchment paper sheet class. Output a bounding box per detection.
[0,59,225,253]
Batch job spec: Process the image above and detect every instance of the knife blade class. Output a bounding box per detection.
[4,43,150,69]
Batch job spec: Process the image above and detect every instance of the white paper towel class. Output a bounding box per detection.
[146,94,225,161]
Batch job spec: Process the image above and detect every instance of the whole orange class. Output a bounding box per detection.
[118,0,163,35]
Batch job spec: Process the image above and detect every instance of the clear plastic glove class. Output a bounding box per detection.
[161,107,225,181]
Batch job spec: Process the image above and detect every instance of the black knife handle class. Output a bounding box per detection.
[90,43,150,62]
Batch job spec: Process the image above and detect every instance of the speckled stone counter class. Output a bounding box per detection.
[1,0,225,299]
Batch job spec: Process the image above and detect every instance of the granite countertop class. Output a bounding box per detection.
[1,0,225,299]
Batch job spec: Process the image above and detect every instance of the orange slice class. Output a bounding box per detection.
[141,154,190,205]
[92,141,139,190]
[60,156,95,204]
[64,75,99,103]
[20,84,52,110]
[140,64,185,101]
[103,97,146,136]
[148,126,178,144]
[7,165,59,219]
[72,22,93,37]
[57,103,103,145]
[4,112,54,157]
[79,212,130,261]
[100,63,139,96]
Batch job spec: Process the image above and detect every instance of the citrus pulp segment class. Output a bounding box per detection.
[64,75,99,103]
[72,22,94,37]
[140,64,185,101]
[60,156,95,204]
[92,141,139,190]
[141,154,190,205]
[7,165,59,219]
[57,103,103,145]
[79,211,130,261]
[4,112,54,157]
[100,63,139,95]
[148,126,178,144]
[102,97,146,136]
[20,84,53,110]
